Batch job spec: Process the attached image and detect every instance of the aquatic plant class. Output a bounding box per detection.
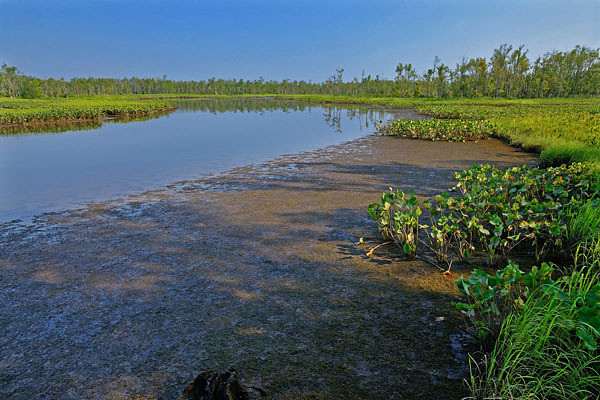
[378,118,496,142]
[367,163,600,268]
[367,188,421,257]
[453,261,554,345]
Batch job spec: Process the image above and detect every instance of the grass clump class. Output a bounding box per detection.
[566,201,600,270]
[540,142,600,168]
[466,266,600,400]
[566,200,600,247]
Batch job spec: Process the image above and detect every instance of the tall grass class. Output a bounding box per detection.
[466,267,600,400]
[566,201,600,245]
[540,143,600,167]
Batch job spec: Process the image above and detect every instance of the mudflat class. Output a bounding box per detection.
[0,134,534,399]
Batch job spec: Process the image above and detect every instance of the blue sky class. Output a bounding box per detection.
[1,0,599,82]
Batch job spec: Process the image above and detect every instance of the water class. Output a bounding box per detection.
[0,98,400,222]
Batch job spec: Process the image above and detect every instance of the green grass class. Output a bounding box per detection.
[466,267,600,400]
[566,201,600,245]
[0,96,175,125]
[566,201,600,271]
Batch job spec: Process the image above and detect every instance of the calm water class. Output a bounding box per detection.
[0,99,399,222]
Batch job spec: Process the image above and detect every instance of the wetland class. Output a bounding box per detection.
[0,98,536,399]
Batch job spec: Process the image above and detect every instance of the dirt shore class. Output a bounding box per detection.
[0,133,534,399]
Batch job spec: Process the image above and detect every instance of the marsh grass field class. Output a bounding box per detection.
[0,97,175,126]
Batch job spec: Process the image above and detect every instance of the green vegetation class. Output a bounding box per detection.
[367,100,600,398]
[0,112,170,135]
[419,101,600,167]
[367,188,422,257]
[368,169,600,399]
[466,266,600,399]
[0,97,175,126]
[379,119,496,142]
[453,261,554,347]
[368,163,600,267]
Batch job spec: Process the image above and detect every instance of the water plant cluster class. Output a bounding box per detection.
[368,163,600,399]
[378,118,496,142]
[369,163,599,266]
[368,161,600,398]
[0,97,174,125]
[375,100,600,157]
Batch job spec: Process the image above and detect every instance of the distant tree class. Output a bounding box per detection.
[1,44,597,99]
[491,44,512,97]
[0,63,22,98]
[436,64,450,97]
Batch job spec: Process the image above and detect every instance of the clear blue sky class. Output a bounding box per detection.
[1,0,599,82]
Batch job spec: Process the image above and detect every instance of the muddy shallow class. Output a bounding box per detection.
[0,134,535,399]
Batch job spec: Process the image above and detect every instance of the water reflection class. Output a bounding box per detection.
[172,98,384,133]
[0,98,395,222]
[0,98,386,136]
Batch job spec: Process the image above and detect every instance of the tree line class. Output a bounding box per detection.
[1,44,598,99]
